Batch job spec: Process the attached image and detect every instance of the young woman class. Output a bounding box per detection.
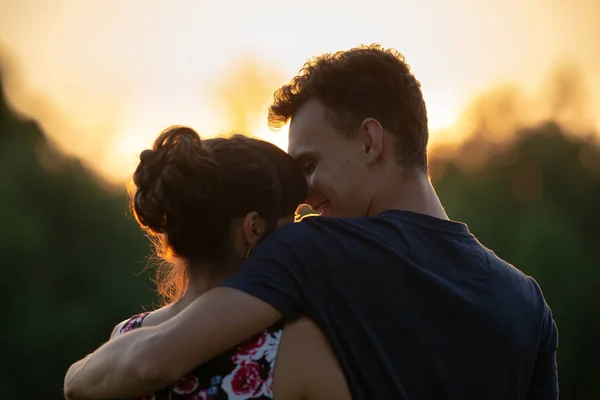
[68,126,350,400]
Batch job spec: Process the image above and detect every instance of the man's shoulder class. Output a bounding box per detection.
[485,250,551,317]
[487,250,545,295]
[301,214,380,229]
[271,216,341,238]
[276,215,374,240]
[262,217,331,250]
[255,216,371,257]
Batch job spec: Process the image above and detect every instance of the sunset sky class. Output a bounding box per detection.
[1,0,598,182]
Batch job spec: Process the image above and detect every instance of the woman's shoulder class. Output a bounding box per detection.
[110,304,178,340]
[110,311,152,339]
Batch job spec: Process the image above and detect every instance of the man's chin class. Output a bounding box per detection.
[310,200,331,216]
[318,207,337,217]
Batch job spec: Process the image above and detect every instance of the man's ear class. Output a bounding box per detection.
[360,117,384,165]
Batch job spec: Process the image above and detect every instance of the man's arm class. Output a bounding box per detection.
[527,298,559,400]
[109,320,127,340]
[64,287,281,400]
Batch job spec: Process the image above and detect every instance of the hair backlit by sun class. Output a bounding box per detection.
[253,122,290,152]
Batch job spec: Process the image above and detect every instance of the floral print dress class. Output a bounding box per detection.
[117,312,284,400]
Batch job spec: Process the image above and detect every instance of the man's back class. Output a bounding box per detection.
[223,210,558,399]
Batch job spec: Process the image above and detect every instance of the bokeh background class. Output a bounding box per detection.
[1,0,598,398]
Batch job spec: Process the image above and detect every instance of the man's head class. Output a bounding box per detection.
[268,44,429,218]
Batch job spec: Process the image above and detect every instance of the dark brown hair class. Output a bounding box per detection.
[131,126,307,303]
[269,44,429,170]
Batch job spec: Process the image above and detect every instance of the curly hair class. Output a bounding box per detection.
[131,126,307,304]
[269,44,429,170]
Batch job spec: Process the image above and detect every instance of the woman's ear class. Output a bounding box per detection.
[242,211,266,249]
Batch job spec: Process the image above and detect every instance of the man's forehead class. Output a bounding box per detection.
[287,98,330,157]
[288,119,314,158]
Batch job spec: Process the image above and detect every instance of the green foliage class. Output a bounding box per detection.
[1,70,596,398]
[0,74,155,399]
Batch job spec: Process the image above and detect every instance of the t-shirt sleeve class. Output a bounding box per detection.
[219,222,318,321]
[527,295,559,400]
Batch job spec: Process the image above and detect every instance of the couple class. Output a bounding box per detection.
[64,44,558,400]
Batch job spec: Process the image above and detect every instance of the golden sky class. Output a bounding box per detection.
[1,0,598,182]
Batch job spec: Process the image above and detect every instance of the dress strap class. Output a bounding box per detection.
[119,311,151,335]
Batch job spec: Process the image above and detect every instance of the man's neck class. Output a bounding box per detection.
[369,170,448,220]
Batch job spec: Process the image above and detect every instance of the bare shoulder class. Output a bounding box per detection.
[281,318,330,349]
[109,307,174,340]
[110,319,130,339]
[274,318,351,400]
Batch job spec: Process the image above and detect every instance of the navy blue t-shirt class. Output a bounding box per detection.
[221,210,558,399]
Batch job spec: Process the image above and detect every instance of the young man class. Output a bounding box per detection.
[65,44,558,399]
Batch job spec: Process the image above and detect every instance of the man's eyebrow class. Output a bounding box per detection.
[293,151,318,163]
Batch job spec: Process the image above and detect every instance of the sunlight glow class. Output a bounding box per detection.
[0,0,598,183]
[253,123,290,153]
[425,94,460,133]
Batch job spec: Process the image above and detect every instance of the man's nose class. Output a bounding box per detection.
[305,172,315,190]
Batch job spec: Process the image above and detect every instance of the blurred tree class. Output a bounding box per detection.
[0,71,155,399]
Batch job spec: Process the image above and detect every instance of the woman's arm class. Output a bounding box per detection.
[64,287,281,400]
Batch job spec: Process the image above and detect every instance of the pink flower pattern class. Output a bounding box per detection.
[173,373,200,394]
[222,330,281,398]
[119,313,148,335]
[118,312,282,399]
[232,332,267,363]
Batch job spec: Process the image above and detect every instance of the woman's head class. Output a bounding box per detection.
[131,126,307,303]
